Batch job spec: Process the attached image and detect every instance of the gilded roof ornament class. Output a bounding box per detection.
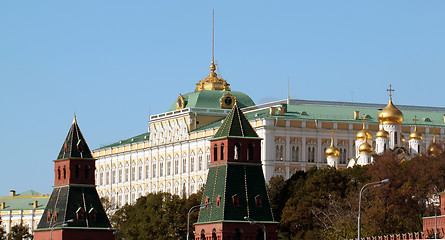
[378,85,403,125]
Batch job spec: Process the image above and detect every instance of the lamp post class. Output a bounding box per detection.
[187,202,212,240]
[50,219,74,240]
[358,179,389,240]
[244,216,266,240]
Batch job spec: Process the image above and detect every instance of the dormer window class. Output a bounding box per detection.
[255,195,263,208]
[76,207,85,221]
[232,194,240,207]
[216,196,221,207]
[89,208,97,222]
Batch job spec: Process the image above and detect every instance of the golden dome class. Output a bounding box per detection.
[376,129,390,139]
[378,99,403,125]
[401,134,406,143]
[356,129,372,140]
[427,136,442,157]
[409,127,422,141]
[325,145,340,158]
[359,141,373,153]
[195,61,231,91]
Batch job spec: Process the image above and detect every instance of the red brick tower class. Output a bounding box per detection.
[34,116,114,240]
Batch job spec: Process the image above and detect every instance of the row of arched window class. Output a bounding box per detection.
[213,142,255,162]
[57,164,91,181]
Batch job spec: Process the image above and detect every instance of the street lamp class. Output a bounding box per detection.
[187,202,212,240]
[358,179,389,240]
[50,219,74,240]
[244,216,266,240]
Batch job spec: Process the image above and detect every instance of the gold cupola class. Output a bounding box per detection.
[356,115,372,140]
[378,85,403,125]
[195,61,231,91]
[376,129,390,139]
[409,116,422,140]
[359,141,373,153]
[325,133,340,158]
[427,135,442,157]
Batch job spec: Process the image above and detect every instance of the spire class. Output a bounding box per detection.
[57,116,93,160]
[213,103,260,139]
[330,130,335,147]
[361,114,366,129]
[195,11,231,92]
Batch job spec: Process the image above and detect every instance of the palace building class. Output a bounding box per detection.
[93,59,445,209]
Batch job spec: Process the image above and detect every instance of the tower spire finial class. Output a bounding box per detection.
[73,112,77,124]
[212,9,214,64]
[361,114,367,129]
[387,84,394,100]
[413,115,418,131]
[330,129,335,146]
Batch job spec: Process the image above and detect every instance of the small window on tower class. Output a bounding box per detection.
[255,195,263,208]
[216,196,221,207]
[232,194,240,207]
[204,197,209,208]
[89,208,97,222]
[213,144,218,161]
[76,207,85,221]
[85,165,90,180]
[63,166,66,179]
[57,167,61,180]
[75,165,81,179]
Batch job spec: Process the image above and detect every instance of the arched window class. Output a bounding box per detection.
[57,167,61,180]
[275,145,280,160]
[234,228,242,240]
[418,145,420,153]
[248,143,255,161]
[256,228,264,240]
[291,146,299,162]
[200,230,205,240]
[394,132,398,145]
[234,142,240,160]
[214,144,218,161]
[63,166,66,179]
[220,143,224,161]
[212,228,217,240]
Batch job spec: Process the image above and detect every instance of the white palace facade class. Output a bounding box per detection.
[93,61,445,208]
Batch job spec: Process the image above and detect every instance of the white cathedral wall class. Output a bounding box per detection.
[381,124,402,149]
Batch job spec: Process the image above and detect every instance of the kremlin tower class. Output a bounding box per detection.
[34,117,114,240]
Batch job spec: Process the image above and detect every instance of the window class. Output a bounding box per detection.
[160,162,164,177]
[234,142,240,160]
[206,154,210,169]
[85,166,90,180]
[220,143,224,160]
[248,143,255,161]
[167,161,171,176]
[57,167,61,180]
[118,169,122,183]
[182,157,187,173]
[214,144,218,161]
[145,165,149,179]
[138,166,142,180]
[99,173,103,185]
[175,159,179,175]
[394,132,398,145]
[190,157,195,172]
[255,195,263,208]
[216,196,221,207]
[276,145,284,161]
[291,146,299,162]
[131,167,135,181]
[75,165,80,179]
[152,164,157,178]
[125,168,129,182]
[105,171,110,185]
[112,170,116,184]
[232,194,240,207]
[201,230,205,240]
[198,155,203,171]
[63,166,66,179]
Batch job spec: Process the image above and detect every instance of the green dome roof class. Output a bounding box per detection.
[169,90,255,111]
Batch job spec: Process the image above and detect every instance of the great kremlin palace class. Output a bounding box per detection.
[92,59,445,208]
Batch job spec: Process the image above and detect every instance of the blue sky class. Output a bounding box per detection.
[0,1,444,195]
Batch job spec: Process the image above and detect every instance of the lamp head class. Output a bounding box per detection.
[381,179,390,183]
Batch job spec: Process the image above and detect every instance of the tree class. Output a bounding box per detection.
[0,219,6,240]
[7,223,32,240]
[111,191,202,240]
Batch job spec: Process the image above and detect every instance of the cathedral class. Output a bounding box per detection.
[92,57,445,208]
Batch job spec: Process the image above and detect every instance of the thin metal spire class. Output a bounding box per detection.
[287,76,290,104]
[212,9,215,63]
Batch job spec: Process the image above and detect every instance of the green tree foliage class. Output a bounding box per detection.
[111,191,202,240]
[7,223,32,240]
[268,150,445,240]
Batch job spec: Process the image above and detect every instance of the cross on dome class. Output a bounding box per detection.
[387,84,395,100]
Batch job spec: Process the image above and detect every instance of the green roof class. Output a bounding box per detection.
[213,104,260,140]
[168,90,255,111]
[0,190,50,211]
[96,132,150,150]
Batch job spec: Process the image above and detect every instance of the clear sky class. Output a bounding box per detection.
[1,1,444,195]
